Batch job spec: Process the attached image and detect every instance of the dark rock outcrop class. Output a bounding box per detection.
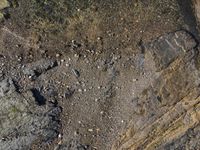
[0,78,60,150]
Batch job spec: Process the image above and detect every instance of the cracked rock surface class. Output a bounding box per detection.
[112,31,200,150]
[0,77,61,150]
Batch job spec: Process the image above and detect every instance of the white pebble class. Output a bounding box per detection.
[88,129,93,132]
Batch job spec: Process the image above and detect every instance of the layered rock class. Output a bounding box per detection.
[112,31,200,150]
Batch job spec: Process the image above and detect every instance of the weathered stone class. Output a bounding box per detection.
[159,124,200,150]
[0,90,60,149]
[23,59,57,78]
[58,139,90,150]
[145,30,197,71]
[0,78,15,97]
[112,31,200,150]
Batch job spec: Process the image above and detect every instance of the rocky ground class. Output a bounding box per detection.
[0,0,200,150]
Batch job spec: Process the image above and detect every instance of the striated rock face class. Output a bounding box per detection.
[112,30,200,150]
[145,30,197,71]
[0,78,61,150]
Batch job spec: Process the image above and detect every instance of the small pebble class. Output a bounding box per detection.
[72,69,80,78]
[66,63,70,67]
[56,53,60,57]
[58,134,62,138]
[133,79,138,82]
[88,129,93,132]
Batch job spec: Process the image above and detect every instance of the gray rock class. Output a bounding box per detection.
[145,30,197,71]
[71,69,80,78]
[0,78,15,97]
[58,139,90,150]
[0,90,60,150]
[159,125,200,150]
[23,59,57,78]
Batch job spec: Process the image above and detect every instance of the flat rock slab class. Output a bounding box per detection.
[145,30,197,71]
[0,89,61,150]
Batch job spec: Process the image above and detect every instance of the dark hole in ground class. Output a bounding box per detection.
[31,88,46,105]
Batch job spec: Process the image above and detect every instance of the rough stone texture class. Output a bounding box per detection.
[0,0,199,149]
[57,139,91,150]
[145,30,197,71]
[193,0,200,25]
[0,83,61,150]
[158,125,200,150]
[23,59,57,78]
[0,78,15,97]
[112,31,200,150]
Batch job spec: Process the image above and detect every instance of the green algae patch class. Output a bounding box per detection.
[0,0,9,10]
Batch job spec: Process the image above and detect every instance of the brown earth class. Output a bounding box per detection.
[0,0,200,150]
